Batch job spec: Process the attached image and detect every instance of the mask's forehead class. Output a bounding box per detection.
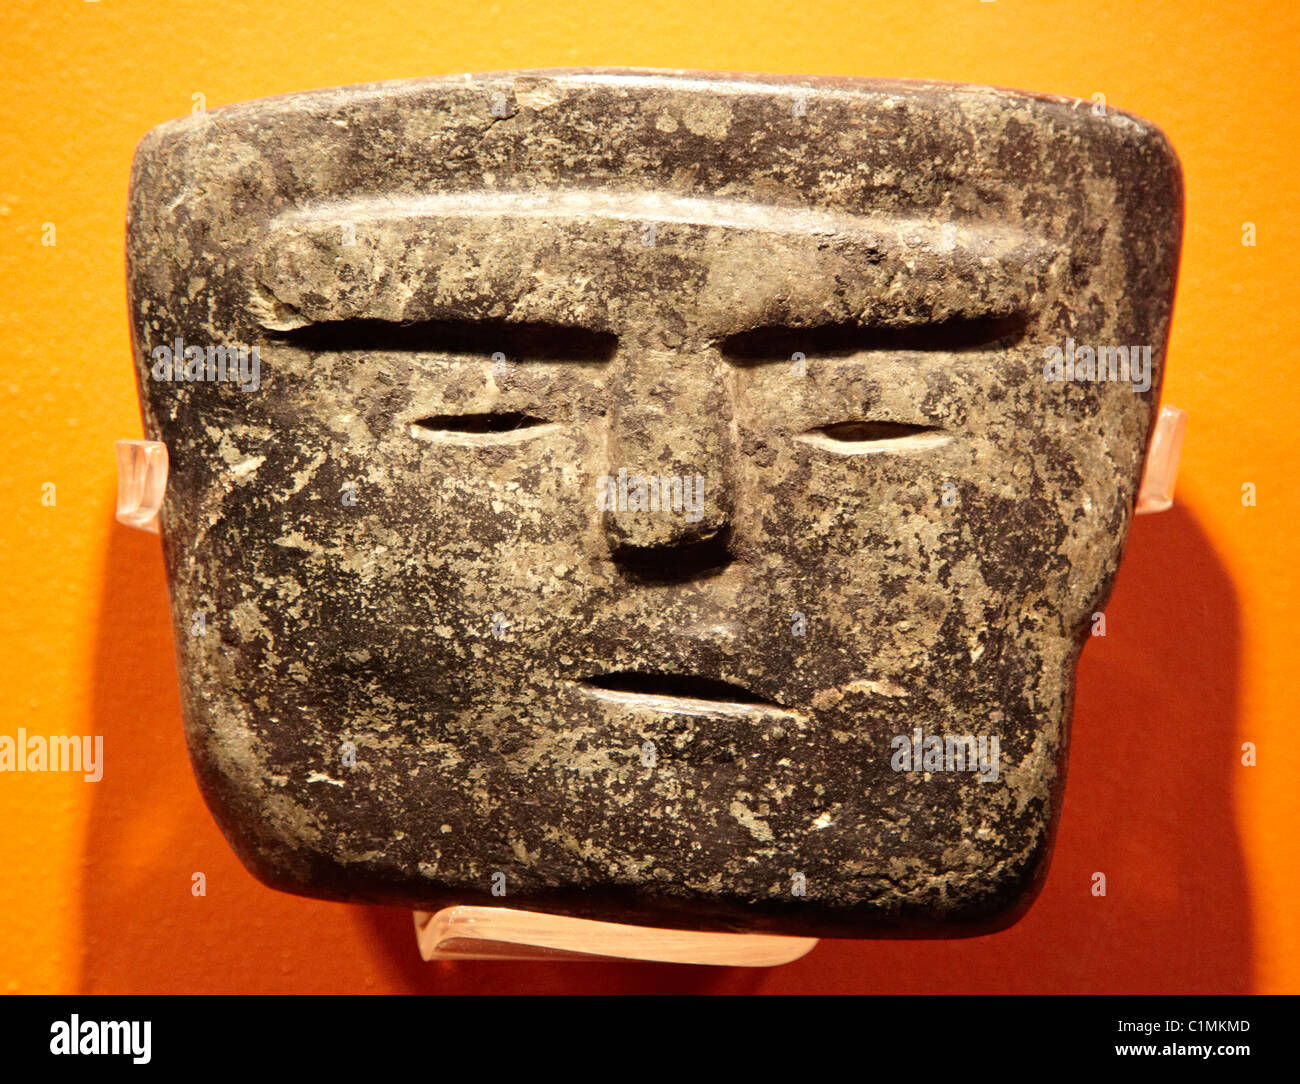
[129,71,1179,328]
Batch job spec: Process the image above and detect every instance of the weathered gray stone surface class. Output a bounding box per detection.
[127,70,1182,936]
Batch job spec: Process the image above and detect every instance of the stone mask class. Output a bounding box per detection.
[126,70,1182,937]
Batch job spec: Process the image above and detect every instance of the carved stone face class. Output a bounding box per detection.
[127,71,1181,936]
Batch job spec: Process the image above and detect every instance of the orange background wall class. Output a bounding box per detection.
[1,0,1295,994]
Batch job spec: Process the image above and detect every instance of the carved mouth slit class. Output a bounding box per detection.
[581,671,782,708]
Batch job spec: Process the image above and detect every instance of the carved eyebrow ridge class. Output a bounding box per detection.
[271,316,618,363]
[720,311,1029,363]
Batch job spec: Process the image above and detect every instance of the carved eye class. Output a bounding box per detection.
[410,411,556,445]
[799,420,951,454]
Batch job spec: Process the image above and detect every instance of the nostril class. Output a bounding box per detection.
[612,527,735,584]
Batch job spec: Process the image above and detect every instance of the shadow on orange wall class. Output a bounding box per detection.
[82,499,1248,993]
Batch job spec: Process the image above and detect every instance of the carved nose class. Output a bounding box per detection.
[601,348,734,557]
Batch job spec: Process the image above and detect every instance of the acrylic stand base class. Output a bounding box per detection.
[413,906,818,965]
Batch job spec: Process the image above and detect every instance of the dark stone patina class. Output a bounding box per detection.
[126,70,1182,937]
